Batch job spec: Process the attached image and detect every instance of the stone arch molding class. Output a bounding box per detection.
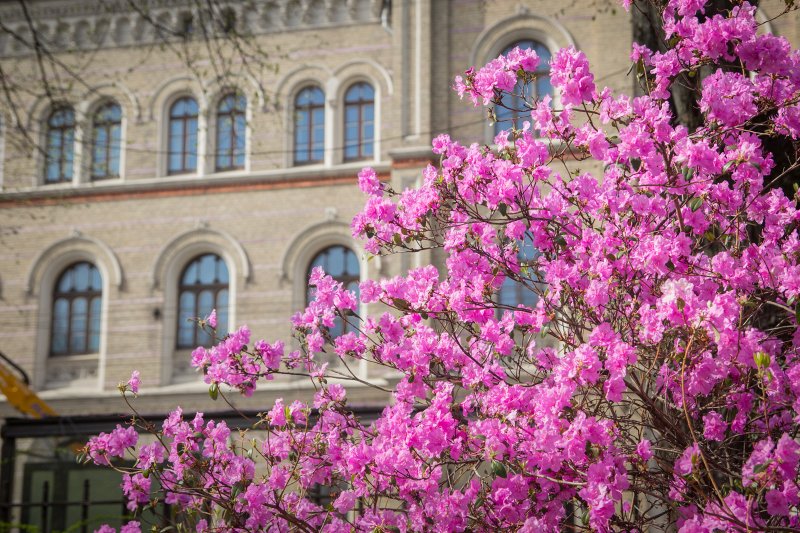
[469,11,577,68]
[280,220,367,283]
[25,233,123,295]
[280,219,375,308]
[147,75,205,122]
[151,227,251,290]
[78,82,142,124]
[274,64,334,108]
[330,59,394,99]
[26,89,79,134]
[202,74,268,112]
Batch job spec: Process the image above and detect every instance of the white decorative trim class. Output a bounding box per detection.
[280,219,370,378]
[469,13,576,144]
[77,95,128,183]
[469,12,576,68]
[151,227,251,290]
[27,234,121,391]
[278,68,332,168]
[150,227,249,384]
[332,59,394,97]
[26,234,123,294]
[328,64,386,165]
[79,82,142,124]
[0,0,384,58]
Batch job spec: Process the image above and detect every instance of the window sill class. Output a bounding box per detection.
[1,161,390,201]
[44,353,100,390]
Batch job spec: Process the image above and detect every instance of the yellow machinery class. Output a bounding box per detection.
[0,351,56,418]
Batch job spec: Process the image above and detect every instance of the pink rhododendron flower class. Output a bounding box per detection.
[127,370,140,394]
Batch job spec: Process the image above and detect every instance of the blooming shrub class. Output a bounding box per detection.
[88,1,800,531]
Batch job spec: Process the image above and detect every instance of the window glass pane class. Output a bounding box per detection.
[63,131,74,177]
[345,249,359,275]
[198,290,214,318]
[169,153,181,173]
[58,270,73,292]
[70,297,88,353]
[217,290,229,333]
[88,297,101,352]
[345,106,359,122]
[217,259,229,284]
[187,119,198,147]
[219,95,233,113]
[178,291,195,318]
[186,122,197,170]
[218,116,232,142]
[499,278,518,307]
[171,99,186,117]
[46,162,58,182]
[345,145,358,160]
[95,126,108,148]
[109,150,120,177]
[327,246,345,277]
[364,104,374,122]
[90,266,102,291]
[537,77,553,100]
[52,298,70,355]
[73,263,90,291]
[177,291,196,347]
[234,114,246,135]
[182,261,198,285]
[198,255,216,284]
[48,130,62,149]
[296,123,309,144]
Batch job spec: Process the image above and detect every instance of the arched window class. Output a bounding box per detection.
[343,82,374,161]
[51,262,102,356]
[294,86,325,165]
[497,235,540,315]
[168,97,199,174]
[215,92,246,171]
[177,254,229,348]
[44,107,75,183]
[306,245,359,338]
[91,102,122,180]
[495,40,552,134]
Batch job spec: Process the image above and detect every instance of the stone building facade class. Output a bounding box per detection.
[0,0,797,528]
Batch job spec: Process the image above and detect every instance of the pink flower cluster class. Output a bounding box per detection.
[90,1,800,531]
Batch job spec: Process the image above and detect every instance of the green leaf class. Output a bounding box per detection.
[209,383,219,401]
[392,298,411,311]
[689,197,703,211]
[491,460,507,478]
[722,160,735,174]
[752,462,770,474]
[753,351,770,369]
